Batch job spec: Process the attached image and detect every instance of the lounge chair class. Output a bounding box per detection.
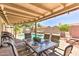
[64,32,79,45]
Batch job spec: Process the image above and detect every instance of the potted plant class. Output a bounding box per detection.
[33,37,41,43]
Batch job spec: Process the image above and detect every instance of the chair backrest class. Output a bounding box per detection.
[44,33,50,39]
[51,34,60,47]
[0,40,18,56]
[64,45,73,56]
[65,32,71,38]
[51,34,60,43]
[3,41,18,56]
[1,31,14,47]
[1,31,14,41]
[1,31,14,39]
[25,33,31,39]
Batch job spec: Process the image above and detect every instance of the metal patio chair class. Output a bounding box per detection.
[0,41,18,56]
[49,45,73,56]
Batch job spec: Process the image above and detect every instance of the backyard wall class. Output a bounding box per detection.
[69,25,79,38]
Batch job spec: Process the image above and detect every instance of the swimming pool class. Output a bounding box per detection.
[17,33,44,40]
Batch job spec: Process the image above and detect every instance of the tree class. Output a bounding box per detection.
[21,22,34,28]
[37,23,42,27]
[57,24,70,37]
[13,24,21,38]
[57,24,70,32]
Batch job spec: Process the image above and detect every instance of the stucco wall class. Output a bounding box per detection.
[69,25,79,38]
[0,16,5,46]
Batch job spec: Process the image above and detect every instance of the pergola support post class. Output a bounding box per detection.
[35,21,37,37]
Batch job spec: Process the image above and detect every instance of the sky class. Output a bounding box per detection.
[39,9,79,27]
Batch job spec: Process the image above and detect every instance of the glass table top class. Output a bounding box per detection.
[26,40,58,53]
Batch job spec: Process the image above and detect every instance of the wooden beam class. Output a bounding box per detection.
[6,11,36,19]
[0,5,9,24]
[38,3,79,22]
[4,3,44,16]
[7,12,35,20]
[4,5,39,18]
[6,13,38,24]
[24,3,79,23]
[30,3,52,12]
[60,3,66,7]
[2,3,79,24]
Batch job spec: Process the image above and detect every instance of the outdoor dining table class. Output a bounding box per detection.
[24,39,58,56]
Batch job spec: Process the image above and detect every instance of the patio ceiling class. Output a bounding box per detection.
[0,3,79,24]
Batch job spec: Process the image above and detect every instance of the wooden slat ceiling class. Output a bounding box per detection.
[0,3,79,24]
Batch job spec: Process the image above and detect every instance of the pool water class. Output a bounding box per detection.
[31,33,44,39]
[17,33,44,40]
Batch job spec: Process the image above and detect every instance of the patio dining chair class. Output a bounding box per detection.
[44,33,51,40]
[0,41,18,56]
[64,32,78,45]
[49,45,73,56]
[46,34,60,53]
[51,34,60,48]
[23,28,32,40]
[1,31,14,47]
[0,39,32,56]
[1,32,31,56]
[24,33,31,39]
[1,31,14,39]
[15,39,31,56]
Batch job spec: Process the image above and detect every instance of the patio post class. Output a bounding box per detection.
[35,21,37,37]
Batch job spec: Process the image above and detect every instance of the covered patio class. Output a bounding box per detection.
[0,3,79,56]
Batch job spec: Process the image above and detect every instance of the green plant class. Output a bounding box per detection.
[21,22,34,28]
[37,23,42,27]
[14,24,21,38]
[33,37,41,43]
[57,24,69,32]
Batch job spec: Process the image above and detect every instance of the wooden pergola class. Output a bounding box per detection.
[0,3,79,36]
[0,3,79,24]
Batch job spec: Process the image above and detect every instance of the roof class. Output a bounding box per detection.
[0,3,79,24]
[32,26,60,34]
[70,23,79,26]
